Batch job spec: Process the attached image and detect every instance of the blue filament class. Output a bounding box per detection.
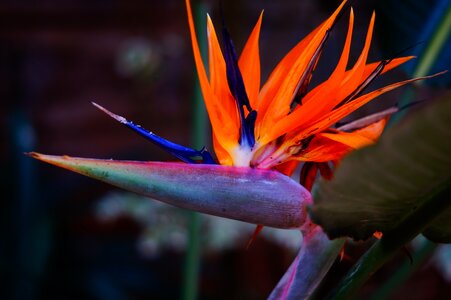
[221,16,257,148]
[122,120,216,164]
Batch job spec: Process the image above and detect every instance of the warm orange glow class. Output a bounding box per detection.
[185,0,439,171]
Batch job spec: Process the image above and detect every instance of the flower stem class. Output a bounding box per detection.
[368,238,437,300]
[183,2,208,300]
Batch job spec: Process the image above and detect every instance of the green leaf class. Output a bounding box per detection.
[29,153,311,229]
[309,93,451,242]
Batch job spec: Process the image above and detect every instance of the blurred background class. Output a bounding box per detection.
[1,0,450,299]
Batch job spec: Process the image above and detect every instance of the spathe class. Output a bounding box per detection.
[29,153,311,229]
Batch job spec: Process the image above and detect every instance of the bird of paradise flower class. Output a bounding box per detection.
[29,0,443,298]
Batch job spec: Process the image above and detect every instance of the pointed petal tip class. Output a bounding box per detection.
[337,0,348,12]
[92,102,127,124]
[25,151,39,158]
[425,70,448,78]
[26,152,76,165]
[26,152,65,162]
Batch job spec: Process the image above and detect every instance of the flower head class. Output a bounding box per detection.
[29,0,443,228]
[186,0,438,173]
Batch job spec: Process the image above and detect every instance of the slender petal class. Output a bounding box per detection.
[207,15,238,129]
[269,71,445,146]
[336,11,376,101]
[257,0,347,138]
[336,106,398,131]
[319,118,387,149]
[239,11,263,108]
[186,0,238,154]
[92,103,215,164]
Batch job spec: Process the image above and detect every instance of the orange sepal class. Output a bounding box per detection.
[239,11,263,108]
[280,71,446,146]
[296,135,353,162]
[274,160,300,176]
[258,1,348,138]
[318,118,387,149]
[337,11,376,100]
[256,0,347,138]
[186,0,238,156]
[207,15,238,124]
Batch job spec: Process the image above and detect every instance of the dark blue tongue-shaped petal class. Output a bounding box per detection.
[221,17,257,148]
[92,103,215,164]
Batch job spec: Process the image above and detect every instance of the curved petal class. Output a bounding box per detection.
[186,0,238,154]
[239,11,263,108]
[256,0,347,139]
[319,118,387,149]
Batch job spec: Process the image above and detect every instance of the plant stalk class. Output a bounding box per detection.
[328,182,451,300]
[183,1,208,300]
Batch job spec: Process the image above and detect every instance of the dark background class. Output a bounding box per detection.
[1,0,450,299]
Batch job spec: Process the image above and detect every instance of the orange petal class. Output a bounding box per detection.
[260,1,347,134]
[300,162,318,191]
[207,15,239,130]
[337,11,376,100]
[212,131,234,166]
[297,120,386,163]
[186,0,238,154]
[297,135,353,162]
[256,0,347,138]
[274,160,300,176]
[319,118,387,149]
[266,62,433,145]
[293,71,447,141]
[301,56,414,107]
[301,8,355,106]
[239,11,263,108]
[285,8,354,130]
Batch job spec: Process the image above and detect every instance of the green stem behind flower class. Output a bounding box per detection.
[368,238,437,300]
[183,2,209,300]
[390,4,450,125]
[327,6,451,298]
[413,4,451,78]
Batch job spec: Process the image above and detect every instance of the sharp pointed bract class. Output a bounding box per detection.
[29,153,311,229]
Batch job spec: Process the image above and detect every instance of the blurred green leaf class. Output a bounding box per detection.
[376,0,451,86]
[310,93,451,242]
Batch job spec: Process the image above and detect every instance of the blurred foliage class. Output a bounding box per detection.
[376,0,450,86]
[95,191,301,256]
[311,93,451,241]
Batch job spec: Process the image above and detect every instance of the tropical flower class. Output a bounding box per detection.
[29,1,444,298]
[185,0,437,175]
[29,0,441,228]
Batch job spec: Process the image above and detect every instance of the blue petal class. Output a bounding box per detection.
[220,14,257,148]
[92,103,215,164]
